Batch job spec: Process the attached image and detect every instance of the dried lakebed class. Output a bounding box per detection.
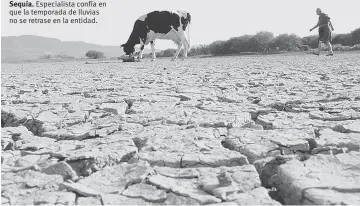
[1,53,360,205]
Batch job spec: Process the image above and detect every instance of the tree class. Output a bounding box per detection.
[351,28,360,45]
[302,35,318,48]
[254,31,274,43]
[332,33,353,46]
[271,34,301,50]
[157,27,360,57]
[85,50,104,59]
[251,31,274,52]
[227,35,252,53]
[208,40,226,55]
[189,45,210,56]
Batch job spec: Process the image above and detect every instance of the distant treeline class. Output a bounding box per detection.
[153,27,360,57]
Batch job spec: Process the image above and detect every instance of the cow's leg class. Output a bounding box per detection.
[138,44,144,61]
[150,41,156,61]
[176,31,189,59]
[172,43,183,61]
[138,37,147,61]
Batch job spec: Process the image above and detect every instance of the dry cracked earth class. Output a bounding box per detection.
[1,52,360,205]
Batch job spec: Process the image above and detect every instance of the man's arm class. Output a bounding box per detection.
[310,19,320,31]
[310,24,319,31]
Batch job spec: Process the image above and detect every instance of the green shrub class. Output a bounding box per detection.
[156,48,177,57]
[85,50,104,59]
[332,44,360,51]
[299,45,310,51]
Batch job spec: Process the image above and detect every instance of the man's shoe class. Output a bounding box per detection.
[326,53,334,56]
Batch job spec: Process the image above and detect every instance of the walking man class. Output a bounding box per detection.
[310,8,334,56]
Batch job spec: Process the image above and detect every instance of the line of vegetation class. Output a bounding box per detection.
[38,27,359,61]
[153,27,360,57]
[39,53,75,60]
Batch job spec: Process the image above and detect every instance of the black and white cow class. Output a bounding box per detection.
[121,10,191,61]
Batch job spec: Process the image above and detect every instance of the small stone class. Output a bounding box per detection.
[122,183,167,203]
[217,171,232,187]
[42,161,78,181]
[199,172,220,192]
[34,192,76,205]
[60,182,100,197]
[42,89,49,94]
[148,174,222,204]
[163,193,200,205]
[226,187,281,205]
[99,102,128,115]
[14,154,49,167]
[78,161,153,194]
[76,197,102,205]
[333,120,360,133]
[102,194,151,205]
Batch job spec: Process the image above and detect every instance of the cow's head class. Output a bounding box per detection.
[180,12,191,30]
[121,43,135,56]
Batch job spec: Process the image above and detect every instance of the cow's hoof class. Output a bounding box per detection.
[171,58,177,61]
[151,58,156,61]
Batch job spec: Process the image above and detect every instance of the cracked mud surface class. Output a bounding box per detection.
[2,53,360,205]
